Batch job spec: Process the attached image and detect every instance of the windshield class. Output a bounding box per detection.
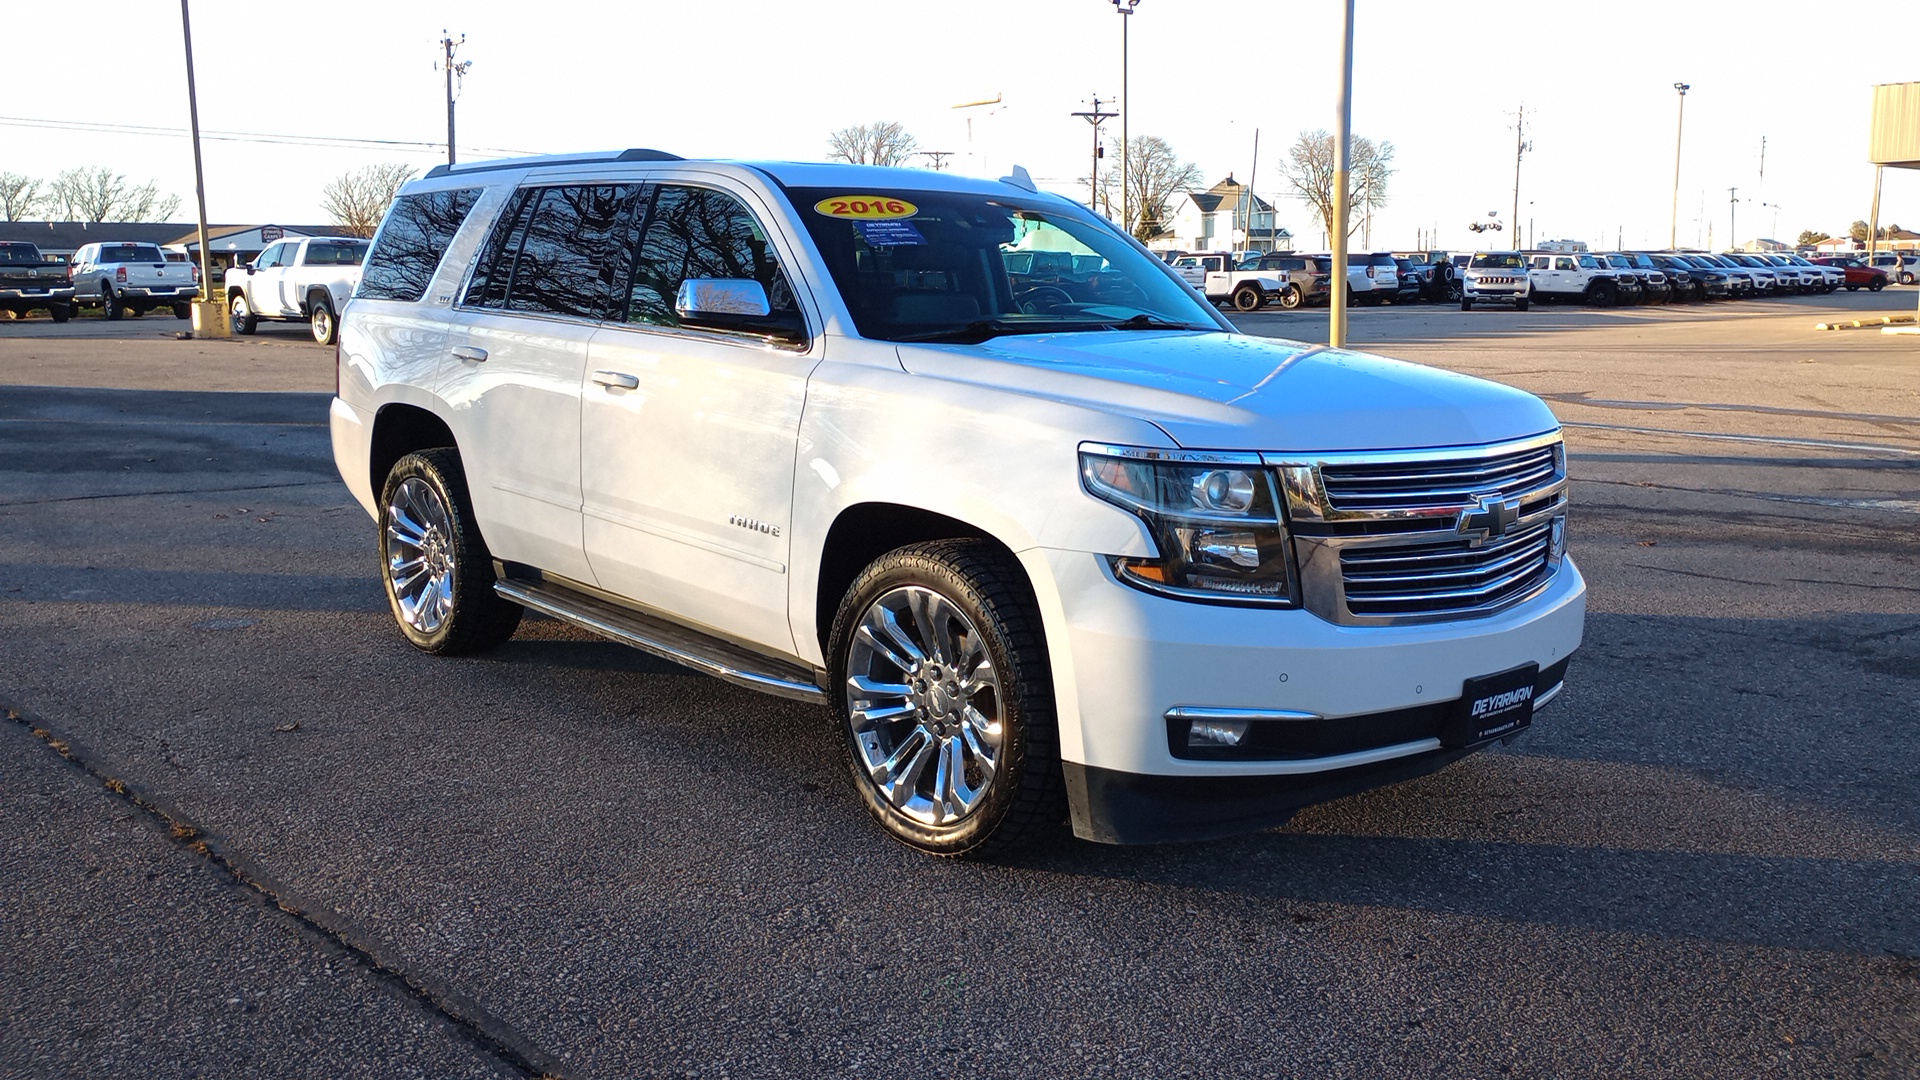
[1470,253,1525,268]
[306,241,368,266]
[787,187,1222,343]
[0,243,45,264]
[1605,255,1632,268]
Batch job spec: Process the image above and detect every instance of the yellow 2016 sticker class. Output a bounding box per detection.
[813,196,918,220]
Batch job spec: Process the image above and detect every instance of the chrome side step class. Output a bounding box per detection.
[494,579,826,703]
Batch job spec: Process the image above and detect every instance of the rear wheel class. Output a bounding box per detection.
[829,540,1063,858]
[172,302,190,320]
[310,297,338,344]
[50,304,72,323]
[1277,284,1302,310]
[102,286,122,320]
[1231,283,1263,312]
[377,449,522,655]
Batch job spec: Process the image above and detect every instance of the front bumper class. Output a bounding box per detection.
[1031,547,1586,843]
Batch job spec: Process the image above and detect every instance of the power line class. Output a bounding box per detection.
[0,115,537,157]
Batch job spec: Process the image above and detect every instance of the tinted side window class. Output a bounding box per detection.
[463,189,538,309]
[359,188,480,302]
[503,185,645,320]
[627,185,803,339]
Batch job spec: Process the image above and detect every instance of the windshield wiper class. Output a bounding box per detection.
[893,319,1112,344]
[1102,313,1215,332]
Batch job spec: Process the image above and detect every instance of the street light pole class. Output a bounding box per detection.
[1111,0,1139,235]
[1670,82,1689,249]
[1330,0,1354,349]
[178,0,225,337]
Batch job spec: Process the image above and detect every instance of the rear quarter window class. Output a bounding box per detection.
[359,188,481,302]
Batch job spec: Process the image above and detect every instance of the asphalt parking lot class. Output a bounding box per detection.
[2,291,1916,1078]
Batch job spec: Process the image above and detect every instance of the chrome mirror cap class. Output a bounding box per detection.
[675,278,770,318]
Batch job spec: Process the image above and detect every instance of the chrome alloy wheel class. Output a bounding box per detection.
[845,585,1005,826]
[385,477,457,635]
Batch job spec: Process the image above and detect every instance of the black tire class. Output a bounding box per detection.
[1901,272,1915,286]
[376,449,522,655]
[310,296,338,345]
[1460,299,1473,310]
[1514,299,1529,312]
[103,286,122,320]
[828,539,1064,858]
[129,306,147,318]
[1277,284,1302,310]
[229,290,257,334]
[1231,283,1263,312]
[1869,279,1886,292]
[51,304,72,323]
[172,302,191,320]
[1588,281,1616,307]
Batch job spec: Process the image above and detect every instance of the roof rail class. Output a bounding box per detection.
[422,148,683,180]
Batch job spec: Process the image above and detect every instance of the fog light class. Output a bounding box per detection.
[1189,718,1249,748]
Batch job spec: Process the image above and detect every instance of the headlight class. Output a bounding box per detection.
[1079,445,1296,606]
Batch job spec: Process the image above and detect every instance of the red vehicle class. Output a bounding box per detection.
[1811,257,1890,292]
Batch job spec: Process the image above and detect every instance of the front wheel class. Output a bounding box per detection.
[1460,298,1473,311]
[1231,283,1263,312]
[310,298,338,344]
[1870,279,1886,292]
[377,449,522,655]
[829,540,1063,858]
[229,291,257,334]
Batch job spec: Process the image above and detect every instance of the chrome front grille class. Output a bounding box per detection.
[1320,443,1558,513]
[1269,432,1568,626]
[1339,520,1554,618]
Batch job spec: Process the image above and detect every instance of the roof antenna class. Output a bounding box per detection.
[1000,165,1037,192]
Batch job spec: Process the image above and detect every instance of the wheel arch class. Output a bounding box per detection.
[305,286,333,314]
[813,502,1024,659]
[368,402,458,501]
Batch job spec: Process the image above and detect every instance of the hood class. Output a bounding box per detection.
[896,331,1559,453]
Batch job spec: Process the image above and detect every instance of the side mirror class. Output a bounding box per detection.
[246,264,257,274]
[675,278,770,319]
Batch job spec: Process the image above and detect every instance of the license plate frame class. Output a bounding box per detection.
[1443,663,1540,748]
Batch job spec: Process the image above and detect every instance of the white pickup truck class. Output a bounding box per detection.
[331,153,1584,857]
[1169,251,1289,311]
[68,242,200,320]
[224,235,369,343]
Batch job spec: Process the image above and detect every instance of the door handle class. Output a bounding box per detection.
[451,346,488,362]
[592,370,639,390]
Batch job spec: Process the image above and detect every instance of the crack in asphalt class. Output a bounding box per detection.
[1542,391,1920,428]
[1,699,563,1080]
[1564,421,1920,456]
[0,480,338,508]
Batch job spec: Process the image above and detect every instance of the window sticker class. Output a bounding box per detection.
[813,196,918,220]
[853,219,926,247]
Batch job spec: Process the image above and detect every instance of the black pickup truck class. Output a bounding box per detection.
[0,242,76,321]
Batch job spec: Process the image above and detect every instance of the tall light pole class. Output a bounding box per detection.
[1670,82,1689,249]
[1111,0,1139,236]
[178,0,224,336]
[1511,104,1530,251]
[1329,0,1354,349]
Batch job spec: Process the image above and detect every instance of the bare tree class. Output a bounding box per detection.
[45,167,181,221]
[825,121,920,167]
[1277,130,1396,242]
[0,173,42,221]
[1098,135,1204,241]
[320,163,417,237]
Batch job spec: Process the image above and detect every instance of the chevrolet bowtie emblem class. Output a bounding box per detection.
[1456,493,1520,545]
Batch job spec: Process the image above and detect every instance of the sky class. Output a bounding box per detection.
[5,0,1918,251]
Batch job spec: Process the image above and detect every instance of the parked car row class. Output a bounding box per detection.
[1457,249,1880,310]
[1169,249,1457,310]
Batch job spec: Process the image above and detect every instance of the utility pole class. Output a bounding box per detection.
[437,32,470,166]
[917,151,954,171]
[1070,96,1117,214]
[1669,82,1688,249]
[1728,187,1738,251]
[1511,104,1531,252]
[1329,0,1354,348]
[1868,165,1884,257]
[178,0,224,336]
[1244,127,1260,250]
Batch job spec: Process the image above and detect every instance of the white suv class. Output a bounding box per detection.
[331,151,1586,856]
